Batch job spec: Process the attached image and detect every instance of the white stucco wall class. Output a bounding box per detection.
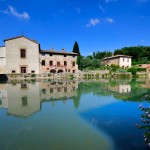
[0,47,6,74]
[119,57,131,68]
[7,82,40,117]
[5,37,40,74]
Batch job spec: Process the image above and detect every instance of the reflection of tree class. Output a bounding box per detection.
[136,105,150,148]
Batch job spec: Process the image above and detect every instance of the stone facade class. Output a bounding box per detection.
[101,55,132,68]
[40,49,78,74]
[0,36,78,74]
[0,46,6,74]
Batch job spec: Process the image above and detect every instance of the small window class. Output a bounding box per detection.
[50,88,53,93]
[22,96,28,106]
[73,87,76,91]
[42,60,45,66]
[31,70,35,73]
[68,70,70,72]
[73,70,75,73]
[20,49,26,58]
[127,58,129,62]
[41,89,46,94]
[50,54,53,56]
[50,61,53,66]
[64,87,67,92]
[12,70,16,73]
[57,87,61,92]
[21,84,27,89]
[64,55,67,57]
[123,58,125,62]
[64,61,67,66]
[42,53,45,56]
[72,55,75,58]
[73,62,75,66]
[0,99,2,105]
[57,62,60,67]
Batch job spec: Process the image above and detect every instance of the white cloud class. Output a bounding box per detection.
[86,18,100,27]
[0,5,30,20]
[99,4,105,13]
[8,5,30,20]
[105,0,118,3]
[106,17,114,23]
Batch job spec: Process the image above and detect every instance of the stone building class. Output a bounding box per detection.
[0,36,78,74]
[101,55,132,68]
[40,49,78,74]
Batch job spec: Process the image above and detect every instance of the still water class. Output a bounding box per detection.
[0,78,150,150]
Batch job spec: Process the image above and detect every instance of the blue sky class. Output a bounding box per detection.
[0,0,150,56]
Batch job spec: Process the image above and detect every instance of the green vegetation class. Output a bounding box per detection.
[127,67,137,75]
[114,46,150,64]
[31,74,36,78]
[72,41,80,55]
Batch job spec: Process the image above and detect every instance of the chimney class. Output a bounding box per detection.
[62,48,65,52]
[50,47,54,51]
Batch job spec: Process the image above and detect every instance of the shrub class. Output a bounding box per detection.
[128,67,137,75]
[70,74,74,80]
[136,68,146,72]
[31,74,36,78]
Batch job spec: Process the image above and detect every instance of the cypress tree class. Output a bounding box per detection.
[72,41,80,55]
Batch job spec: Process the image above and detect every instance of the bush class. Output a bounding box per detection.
[136,68,146,72]
[31,74,36,78]
[110,64,119,72]
[127,67,137,75]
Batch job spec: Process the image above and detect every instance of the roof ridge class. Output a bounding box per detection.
[4,35,39,44]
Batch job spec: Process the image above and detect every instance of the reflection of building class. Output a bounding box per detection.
[101,55,132,68]
[102,84,131,94]
[0,36,78,74]
[0,81,78,118]
[7,83,40,117]
[0,84,8,108]
[40,81,78,101]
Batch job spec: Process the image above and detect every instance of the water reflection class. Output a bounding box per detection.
[0,78,150,118]
[0,78,150,150]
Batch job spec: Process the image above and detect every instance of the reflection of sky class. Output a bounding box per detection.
[80,101,148,150]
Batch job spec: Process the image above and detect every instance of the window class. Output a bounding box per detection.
[21,84,27,89]
[50,54,53,56]
[64,55,67,57]
[20,49,26,58]
[73,62,75,66]
[50,61,53,66]
[0,99,2,105]
[42,60,45,66]
[64,61,67,66]
[42,53,45,56]
[50,88,53,93]
[41,89,46,94]
[127,58,129,62]
[21,67,26,73]
[57,87,61,92]
[123,58,125,62]
[73,87,76,91]
[57,61,60,67]
[22,96,28,106]
[73,70,75,73]
[12,70,16,73]
[72,55,75,58]
[31,70,35,73]
[64,87,67,92]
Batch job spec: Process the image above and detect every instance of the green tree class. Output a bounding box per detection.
[72,41,80,55]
